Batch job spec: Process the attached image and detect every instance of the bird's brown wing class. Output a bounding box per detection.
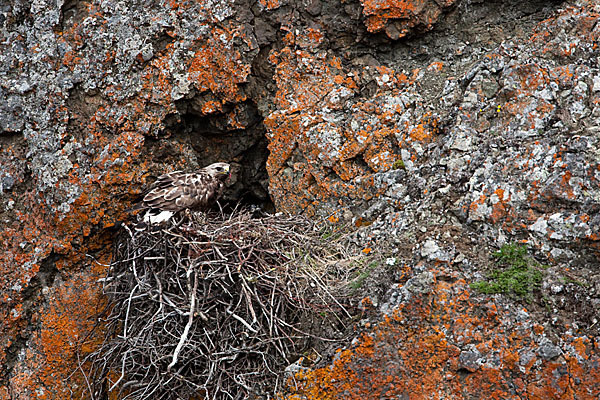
[142,170,222,212]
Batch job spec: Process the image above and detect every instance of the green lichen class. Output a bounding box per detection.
[392,159,405,170]
[470,243,545,302]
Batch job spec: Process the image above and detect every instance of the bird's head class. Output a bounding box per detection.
[205,162,231,180]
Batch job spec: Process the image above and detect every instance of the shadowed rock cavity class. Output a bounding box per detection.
[159,99,272,210]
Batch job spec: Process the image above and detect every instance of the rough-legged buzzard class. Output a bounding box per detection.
[134,162,230,227]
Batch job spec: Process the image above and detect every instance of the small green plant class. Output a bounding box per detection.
[349,261,378,291]
[561,276,589,288]
[542,295,553,313]
[392,159,405,170]
[470,243,545,302]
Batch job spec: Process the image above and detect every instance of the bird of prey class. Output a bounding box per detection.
[134,162,230,227]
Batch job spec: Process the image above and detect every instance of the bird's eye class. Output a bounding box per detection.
[216,167,223,171]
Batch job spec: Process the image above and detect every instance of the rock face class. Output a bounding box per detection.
[0,0,599,398]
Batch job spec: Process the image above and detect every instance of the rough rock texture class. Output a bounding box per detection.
[287,267,600,399]
[0,0,599,398]
[360,0,458,39]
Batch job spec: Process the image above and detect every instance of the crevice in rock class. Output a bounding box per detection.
[0,130,24,144]
[152,99,273,210]
[58,0,87,32]
[456,367,474,377]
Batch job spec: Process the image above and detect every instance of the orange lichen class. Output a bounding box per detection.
[427,61,444,72]
[258,0,281,10]
[7,259,109,399]
[490,188,510,224]
[4,0,600,398]
[360,0,457,39]
[469,194,487,212]
[265,36,444,212]
[1,0,256,396]
[285,270,600,399]
[407,113,439,142]
[187,27,250,104]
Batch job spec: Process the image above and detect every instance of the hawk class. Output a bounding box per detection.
[134,162,230,227]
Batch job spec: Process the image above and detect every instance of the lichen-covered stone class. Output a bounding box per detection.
[1,0,599,398]
[286,268,600,399]
[360,0,458,39]
[1,0,259,396]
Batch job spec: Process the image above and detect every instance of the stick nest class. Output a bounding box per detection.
[84,208,358,400]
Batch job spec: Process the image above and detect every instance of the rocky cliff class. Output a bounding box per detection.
[0,0,599,398]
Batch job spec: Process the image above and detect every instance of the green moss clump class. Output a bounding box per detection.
[392,159,405,170]
[470,243,545,302]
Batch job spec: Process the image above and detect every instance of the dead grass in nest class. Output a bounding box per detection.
[81,208,362,400]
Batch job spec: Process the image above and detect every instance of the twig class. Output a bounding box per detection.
[225,307,258,333]
[168,268,199,372]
